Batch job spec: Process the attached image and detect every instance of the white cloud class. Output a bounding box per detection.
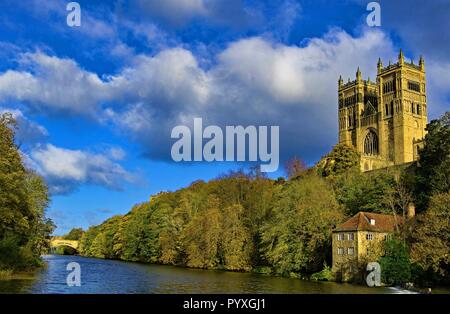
[4,28,447,163]
[30,144,135,194]
[105,28,397,161]
[145,0,208,20]
[108,147,126,160]
[129,0,246,26]
[0,52,111,116]
[426,61,450,118]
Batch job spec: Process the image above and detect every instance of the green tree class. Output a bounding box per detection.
[410,191,450,278]
[379,238,411,285]
[261,175,344,275]
[316,144,360,178]
[222,204,252,271]
[183,197,222,269]
[63,228,84,241]
[0,113,30,242]
[331,169,396,216]
[120,204,158,262]
[79,226,100,256]
[159,193,194,265]
[0,113,54,270]
[414,111,450,211]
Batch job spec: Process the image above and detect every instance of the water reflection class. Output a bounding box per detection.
[0,255,410,294]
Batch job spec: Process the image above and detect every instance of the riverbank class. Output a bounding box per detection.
[0,269,37,281]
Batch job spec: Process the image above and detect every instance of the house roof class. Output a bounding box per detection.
[334,212,403,233]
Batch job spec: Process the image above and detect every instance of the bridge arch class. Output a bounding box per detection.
[50,239,79,251]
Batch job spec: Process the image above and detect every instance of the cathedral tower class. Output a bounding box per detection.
[338,50,427,171]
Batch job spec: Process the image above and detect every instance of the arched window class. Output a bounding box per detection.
[417,104,421,115]
[390,101,394,115]
[411,102,415,114]
[385,104,389,115]
[364,130,379,156]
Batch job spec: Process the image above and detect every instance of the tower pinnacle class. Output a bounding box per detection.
[398,48,404,65]
[419,55,425,71]
[377,57,383,73]
[356,67,362,81]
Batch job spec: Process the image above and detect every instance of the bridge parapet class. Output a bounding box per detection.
[50,239,79,250]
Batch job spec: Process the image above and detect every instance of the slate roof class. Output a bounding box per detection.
[334,212,403,233]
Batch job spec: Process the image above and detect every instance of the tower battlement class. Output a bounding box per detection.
[337,49,427,171]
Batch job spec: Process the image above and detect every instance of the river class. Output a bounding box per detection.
[0,255,414,294]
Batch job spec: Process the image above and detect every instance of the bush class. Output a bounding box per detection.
[0,235,22,269]
[0,235,42,270]
[0,269,13,279]
[311,265,334,281]
[379,239,411,285]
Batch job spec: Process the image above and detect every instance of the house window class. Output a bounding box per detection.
[366,233,374,240]
[338,233,345,241]
[348,247,355,255]
[347,233,354,241]
[338,247,344,255]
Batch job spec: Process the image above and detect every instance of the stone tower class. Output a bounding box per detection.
[338,50,427,171]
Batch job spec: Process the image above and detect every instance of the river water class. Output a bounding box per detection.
[0,255,413,294]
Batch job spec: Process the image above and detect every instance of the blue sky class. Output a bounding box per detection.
[0,0,448,234]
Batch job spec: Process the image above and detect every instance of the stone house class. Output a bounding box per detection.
[331,211,409,282]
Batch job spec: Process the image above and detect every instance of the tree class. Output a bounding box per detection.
[120,203,160,263]
[410,191,450,278]
[260,174,344,275]
[414,111,450,211]
[79,226,100,257]
[331,169,396,216]
[379,238,411,285]
[159,193,195,265]
[0,113,54,270]
[383,178,414,236]
[222,204,252,271]
[316,144,360,178]
[284,157,307,179]
[0,113,30,242]
[63,228,84,241]
[183,199,222,269]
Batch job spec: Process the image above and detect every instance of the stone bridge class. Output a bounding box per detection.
[50,239,79,250]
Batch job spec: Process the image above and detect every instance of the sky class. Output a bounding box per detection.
[0,0,448,235]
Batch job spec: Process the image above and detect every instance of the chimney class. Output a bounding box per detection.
[407,203,416,219]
